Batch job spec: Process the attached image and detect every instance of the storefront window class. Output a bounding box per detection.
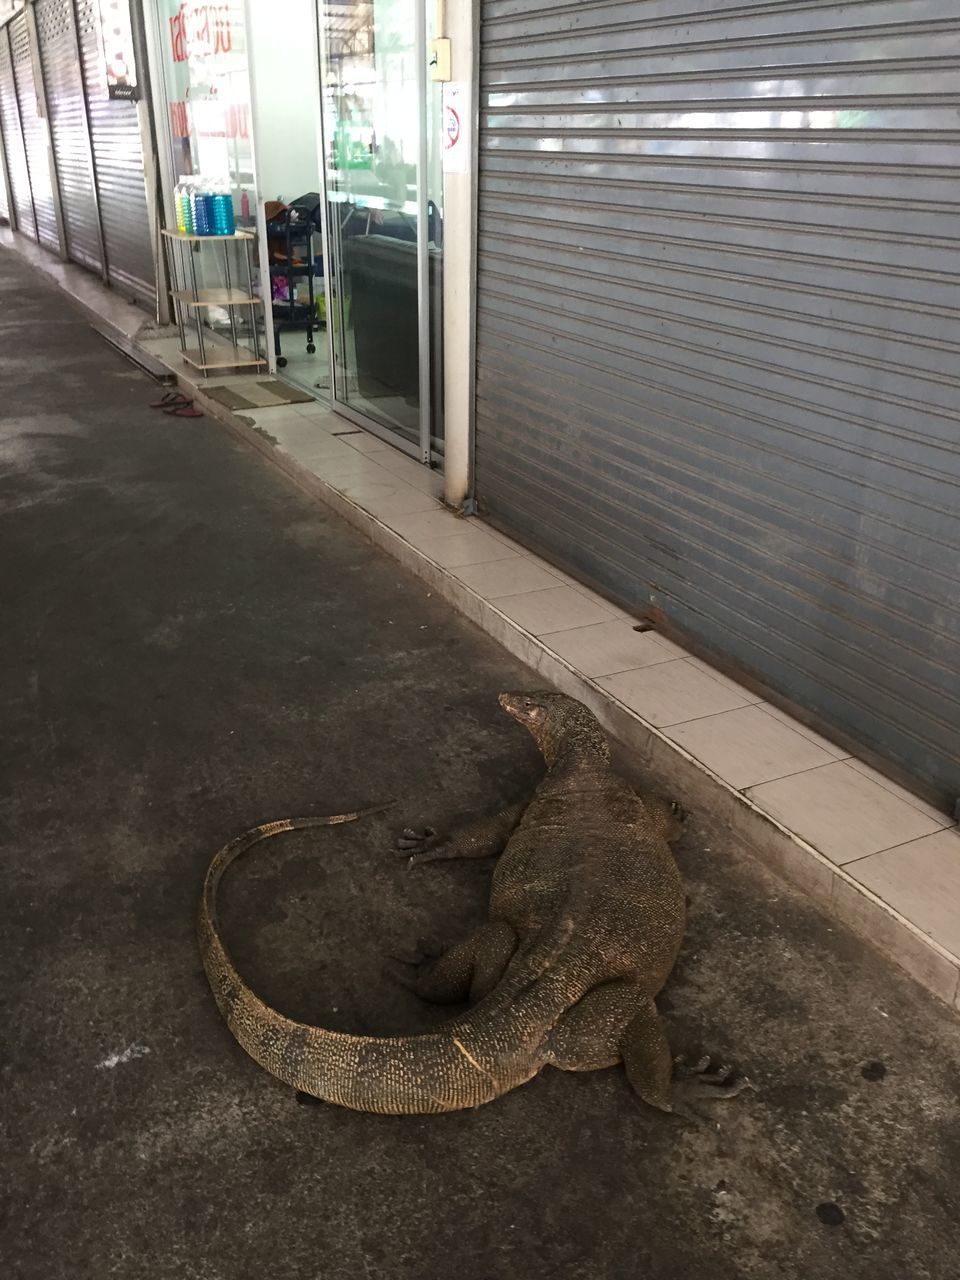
[162,0,253,205]
[157,0,260,351]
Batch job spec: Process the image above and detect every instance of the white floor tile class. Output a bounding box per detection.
[371,449,434,483]
[598,658,753,727]
[846,827,960,954]
[760,703,851,760]
[312,455,397,489]
[684,657,763,705]
[491,586,618,635]
[269,419,346,453]
[336,430,395,455]
[341,482,440,518]
[845,758,952,825]
[390,508,466,544]
[540,620,679,677]
[452,556,563,598]
[417,528,519,569]
[279,436,363,471]
[665,704,839,790]
[747,761,945,865]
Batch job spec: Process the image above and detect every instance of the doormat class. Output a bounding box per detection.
[203,380,315,410]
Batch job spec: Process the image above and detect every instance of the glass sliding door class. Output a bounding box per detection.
[317,0,442,461]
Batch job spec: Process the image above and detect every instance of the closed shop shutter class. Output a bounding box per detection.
[76,0,154,305]
[9,12,58,251]
[35,0,103,273]
[1,20,36,240]
[0,99,9,222]
[475,0,960,803]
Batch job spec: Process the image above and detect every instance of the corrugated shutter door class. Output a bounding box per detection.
[36,0,103,273]
[475,0,960,803]
[76,0,154,305]
[0,33,32,234]
[0,108,9,222]
[2,20,36,241]
[9,12,58,251]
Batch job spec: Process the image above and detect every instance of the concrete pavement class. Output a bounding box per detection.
[2,245,959,1280]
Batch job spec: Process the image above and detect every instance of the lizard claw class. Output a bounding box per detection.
[671,1054,752,1117]
[383,936,447,992]
[395,826,439,855]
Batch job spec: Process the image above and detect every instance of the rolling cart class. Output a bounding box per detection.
[266,193,324,368]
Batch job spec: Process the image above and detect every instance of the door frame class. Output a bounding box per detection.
[313,0,436,465]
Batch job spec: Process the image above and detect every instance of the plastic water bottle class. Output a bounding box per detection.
[211,179,235,236]
[192,184,212,236]
[174,179,187,233]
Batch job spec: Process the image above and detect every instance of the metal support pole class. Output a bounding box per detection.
[7,24,38,240]
[223,238,238,350]
[172,237,186,349]
[129,0,168,323]
[415,0,431,466]
[0,74,14,231]
[242,236,262,362]
[187,243,206,369]
[24,0,67,259]
[68,0,108,282]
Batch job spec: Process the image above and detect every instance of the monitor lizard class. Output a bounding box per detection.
[198,691,746,1115]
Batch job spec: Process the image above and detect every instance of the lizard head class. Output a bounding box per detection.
[498,691,610,764]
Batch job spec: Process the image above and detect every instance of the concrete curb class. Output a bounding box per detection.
[189,387,960,1013]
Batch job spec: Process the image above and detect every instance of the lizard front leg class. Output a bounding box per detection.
[637,794,686,843]
[396,801,526,867]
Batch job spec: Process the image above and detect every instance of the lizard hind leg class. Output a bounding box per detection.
[546,980,646,1073]
[621,1002,749,1116]
[620,998,675,1111]
[386,921,517,1005]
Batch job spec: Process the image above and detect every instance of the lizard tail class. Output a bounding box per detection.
[198,815,576,1114]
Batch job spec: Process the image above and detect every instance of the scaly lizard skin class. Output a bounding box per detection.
[198,692,745,1115]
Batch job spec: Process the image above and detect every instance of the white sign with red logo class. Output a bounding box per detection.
[442,82,468,174]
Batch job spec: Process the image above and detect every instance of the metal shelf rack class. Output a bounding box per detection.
[162,230,265,375]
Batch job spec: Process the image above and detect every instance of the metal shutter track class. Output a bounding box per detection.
[475,0,960,801]
[76,0,153,304]
[1,22,36,239]
[36,0,102,272]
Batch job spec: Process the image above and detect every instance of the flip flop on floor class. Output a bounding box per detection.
[150,389,191,409]
[163,403,204,418]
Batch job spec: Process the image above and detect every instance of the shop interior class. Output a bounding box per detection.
[248,0,443,449]
[158,0,442,451]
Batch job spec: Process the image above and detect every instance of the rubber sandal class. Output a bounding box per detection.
[150,389,190,409]
[164,404,204,418]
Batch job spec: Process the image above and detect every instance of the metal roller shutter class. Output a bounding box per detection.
[36,0,103,273]
[475,0,960,804]
[76,0,154,305]
[0,24,36,238]
[0,101,9,222]
[9,12,58,251]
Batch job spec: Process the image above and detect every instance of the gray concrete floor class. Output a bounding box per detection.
[2,244,960,1280]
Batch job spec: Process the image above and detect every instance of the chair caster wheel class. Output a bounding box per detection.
[277,356,287,368]
[306,344,316,354]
